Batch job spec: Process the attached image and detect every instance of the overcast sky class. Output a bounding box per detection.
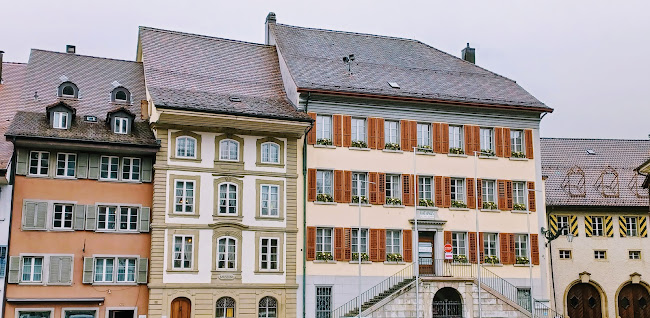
[1,0,648,139]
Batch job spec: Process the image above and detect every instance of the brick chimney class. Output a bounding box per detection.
[462,43,475,64]
[265,12,277,45]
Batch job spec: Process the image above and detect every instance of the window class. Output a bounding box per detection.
[119,207,138,231]
[219,139,239,161]
[17,310,52,318]
[449,125,463,151]
[260,184,279,217]
[122,157,141,181]
[176,136,197,159]
[418,176,433,202]
[21,256,43,282]
[259,296,278,318]
[556,216,569,235]
[511,130,524,154]
[261,142,280,164]
[52,204,73,230]
[625,217,639,236]
[100,156,119,180]
[217,237,237,270]
[0,246,6,278]
[517,288,532,312]
[97,206,117,230]
[94,258,114,282]
[384,120,399,145]
[260,238,279,270]
[515,234,528,258]
[315,286,332,318]
[56,153,76,177]
[386,230,401,256]
[116,258,137,282]
[351,228,368,255]
[218,183,238,215]
[385,174,401,200]
[594,250,606,260]
[559,250,572,259]
[352,172,367,199]
[216,297,236,318]
[591,216,604,236]
[173,235,193,269]
[111,87,130,103]
[512,182,526,209]
[316,170,333,196]
[174,180,195,213]
[29,151,49,176]
[316,228,333,254]
[482,180,496,207]
[351,118,366,142]
[417,123,431,147]
[480,128,494,151]
[483,233,498,259]
[63,310,97,318]
[97,206,138,232]
[316,115,332,141]
[114,117,129,134]
[58,82,78,98]
[452,232,467,257]
[629,250,641,260]
[450,178,465,204]
[53,111,68,129]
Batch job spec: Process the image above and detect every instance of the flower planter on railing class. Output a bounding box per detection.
[351,140,367,148]
[480,149,495,157]
[417,145,433,153]
[419,199,435,207]
[484,255,500,265]
[386,253,403,262]
[453,255,468,263]
[317,138,333,146]
[511,151,526,158]
[482,201,498,210]
[385,197,402,205]
[449,147,464,155]
[513,203,527,211]
[516,256,530,265]
[316,252,333,261]
[452,200,468,208]
[384,142,400,151]
[316,193,333,203]
[351,253,369,262]
[352,195,368,204]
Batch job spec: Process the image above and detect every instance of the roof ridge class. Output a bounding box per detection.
[139,26,273,48]
[30,49,140,64]
[541,137,650,142]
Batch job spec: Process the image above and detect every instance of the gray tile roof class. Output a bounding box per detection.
[541,138,650,207]
[269,23,551,111]
[0,62,28,169]
[138,27,312,122]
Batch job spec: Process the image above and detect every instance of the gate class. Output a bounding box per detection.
[432,300,463,318]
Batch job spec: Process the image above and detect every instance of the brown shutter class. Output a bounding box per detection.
[466,178,476,209]
[378,229,386,262]
[370,229,379,262]
[307,112,317,145]
[432,123,442,153]
[434,176,444,207]
[525,129,534,159]
[503,128,511,157]
[307,227,316,260]
[409,121,417,150]
[464,125,472,155]
[377,118,385,150]
[473,126,481,154]
[444,231,452,263]
[344,171,352,203]
[497,180,507,210]
[499,233,510,264]
[468,232,477,263]
[344,228,352,261]
[378,173,386,204]
[479,232,485,263]
[334,170,344,202]
[308,169,317,202]
[333,114,343,147]
[528,181,536,212]
[506,181,513,210]
[402,174,414,206]
[441,123,449,154]
[403,229,412,262]
[369,172,379,204]
[508,234,516,265]
[334,228,344,261]
[531,234,540,265]
[443,177,451,208]
[476,178,483,209]
[494,128,504,157]
[400,120,410,151]
[368,118,377,149]
[342,115,352,147]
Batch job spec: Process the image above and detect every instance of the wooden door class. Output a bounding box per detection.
[619,284,650,318]
[567,283,602,318]
[171,297,191,318]
[418,232,434,275]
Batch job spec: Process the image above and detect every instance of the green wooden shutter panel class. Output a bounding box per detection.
[22,201,37,229]
[85,205,96,231]
[88,154,100,180]
[60,256,73,284]
[48,256,61,284]
[141,157,153,182]
[139,207,150,233]
[35,202,48,229]
[74,205,86,230]
[137,258,148,284]
[82,257,93,284]
[16,149,28,175]
[7,256,20,283]
[76,153,89,179]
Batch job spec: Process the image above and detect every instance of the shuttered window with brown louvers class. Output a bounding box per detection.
[307,112,317,145]
[495,128,504,157]
[307,227,316,260]
[409,121,417,151]
[333,114,343,147]
[466,178,476,209]
[400,120,410,151]
[443,231,452,263]
[308,169,317,201]
[432,123,442,153]
[506,180,513,210]
[497,180,507,210]
[368,118,377,149]
[440,123,449,153]
[525,129,534,159]
[531,234,540,265]
[476,178,483,209]
[344,171,352,203]
[503,128,511,158]
[499,232,510,264]
[403,229,413,262]
[443,177,451,208]
[370,229,379,262]
[473,126,481,155]
[377,118,385,150]
[378,229,386,262]
[468,232,478,263]
[369,172,379,204]
[402,174,414,206]
[344,228,352,261]
[334,228,344,261]
[528,181,536,211]
[334,170,344,203]
[342,115,352,147]
[435,176,444,207]
[464,125,473,155]
[478,232,485,263]
[508,234,516,264]
[378,173,387,205]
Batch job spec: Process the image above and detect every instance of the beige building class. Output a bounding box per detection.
[137,27,311,318]
[541,138,650,318]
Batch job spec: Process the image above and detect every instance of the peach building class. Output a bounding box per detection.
[3,48,158,318]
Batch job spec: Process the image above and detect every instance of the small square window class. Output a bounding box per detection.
[29,151,50,176]
[629,251,641,260]
[594,250,606,260]
[559,250,572,259]
[122,157,141,181]
[100,156,119,180]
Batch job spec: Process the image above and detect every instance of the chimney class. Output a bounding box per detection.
[0,51,4,84]
[462,43,475,64]
[66,45,76,54]
[265,12,277,45]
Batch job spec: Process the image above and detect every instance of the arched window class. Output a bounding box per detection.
[176,136,197,159]
[261,142,280,164]
[216,237,237,270]
[58,82,79,98]
[218,183,237,215]
[111,87,131,103]
[215,297,236,318]
[220,139,239,161]
[258,296,277,318]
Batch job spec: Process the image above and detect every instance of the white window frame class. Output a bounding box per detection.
[512,181,526,207]
[118,207,139,231]
[316,228,333,254]
[121,157,141,181]
[29,151,50,176]
[175,136,197,159]
[52,203,74,230]
[592,216,604,236]
[219,139,239,161]
[559,250,572,259]
[62,308,99,318]
[316,115,332,141]
[418,176,433,201]
[351,118,366,142]
[261,142,280,164]
[259,237,279,271]
[260,184,279,217]
[384,120,399,144]
[417,123,431,147]
[352,172,368,198]
[511,130,524,153]
[483,233,499,258]
[385,230,402,256]
[94,257,115,283]
[625,217,639,236]
[449,125,463,150]
[385,174,401,200]
[174,180,195,214]
[482,180,496,205]
[53,111,68,129]
[218,182,238,215]
[173,235,194,269]
[114,117,128,134]
[556,215,569,235]
[21,256,44,283]
[594,250,606,260]
[216,236,237,270]
[55,153,76,178]
[515,234,529,258]
[351,228,368,254]
[629,250,641,260]
[480,127,494,151]
[450,178,465,203]
[115,257,137,283]
[100,156,119,180]
[316,170,333,196]
[97,206,117,231]
[452,232,467,257]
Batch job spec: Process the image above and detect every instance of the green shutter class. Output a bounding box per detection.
[139,207,150,233]
[82,257,94,284]
[15,149,28,175]
[76,153,89,179]
[74,205,86,230]
[35,202,47,229]
[22,201,37,229]
[60,256,73,284]
[48,256,61,284]
[85,205,96,231]
[7,256,20,283]
[141,157,153,182]
[88,154,100,180]
[137,258,148,284]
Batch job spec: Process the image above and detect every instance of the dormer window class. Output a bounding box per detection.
[114,117,129,134]
[111,87,131,103]
[58,82,79,98]
[53,111,69,129]
[107,108,135,135]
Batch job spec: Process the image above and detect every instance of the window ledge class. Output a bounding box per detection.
[254,216,285,221]
[170,156,202,163]
[27,174,49,178]
[483,264,503,267]
[213,215,244,222]
[451,263,472,266]
[314,201,336,205]
[383,204,405,208]
[417,206,438,211]
[514,264,532,267]
[92,282,138,286]
[255,162,284,168]
[447,153,468,158]
[168,213,200,218]
[21,228,48,231]
[479,156,498,160]
[481,209,501,213]
[168,269,199,273]
[348,203,372,207]
[416,152,436,156]
[349,147,371,151]
[511,210,530,214]
[384,261,406,265]
[54,176,77,180]
[313,260,337,264]
[449,207,470,211]
[509,157,529,161]
[349,261,373,264]
[18,282,45,286]
[382,149,403,153]
[254,271,285,275]
[314,145,337,149]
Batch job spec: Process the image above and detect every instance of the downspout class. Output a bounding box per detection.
[302,92,311,318]
[2,138,17,318]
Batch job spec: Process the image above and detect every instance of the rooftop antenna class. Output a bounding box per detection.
[342,54,355,74]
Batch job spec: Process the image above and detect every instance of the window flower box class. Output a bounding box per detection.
[513,204,527,211]
[449,147,465,155]
[511,151,526,158]
[386,253,403,262]
[419,199,435,207]
[317,193,334,203]
[351,140,367,148]
[484,256,500,265]
[453,255,468,263]
[317,138,333,146]
[516,256,530,265]
[480,149,495,157]
[316,252,333,261]
[352,195,369,204]
[385,197,402,205]
[417,145,433,153]
[452,201,467,208]
[351,253,369,262]
[482,201,498,210]
[384,143,401,151]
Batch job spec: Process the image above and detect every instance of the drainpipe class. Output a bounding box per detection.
[302,92,312,318]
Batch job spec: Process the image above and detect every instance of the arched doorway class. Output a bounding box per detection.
[618,284,650,318]
[432,287,462,317]
[171,297,191,318]
[567,283,602,318]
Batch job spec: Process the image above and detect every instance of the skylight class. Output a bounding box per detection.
[388,82,400,89]
[586,149,596,155]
